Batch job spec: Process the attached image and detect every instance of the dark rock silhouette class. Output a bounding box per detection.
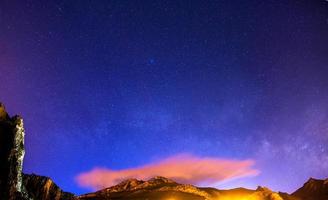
[0,102,327,200]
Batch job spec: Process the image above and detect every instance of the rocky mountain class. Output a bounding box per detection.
[23,174,75,200]
[77,177,290,200]
[0,102,327,200]
[78,176,214,200]
[292,178,328,200]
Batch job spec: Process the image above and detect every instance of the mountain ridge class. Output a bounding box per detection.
[75,175,328,200]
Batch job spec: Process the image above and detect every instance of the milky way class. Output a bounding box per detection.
[0,1,328,195]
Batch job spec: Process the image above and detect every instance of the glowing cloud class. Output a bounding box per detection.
[76,154,259,190]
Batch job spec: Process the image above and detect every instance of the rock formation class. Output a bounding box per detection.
[0,103,27,200]
[0,103,74,200]
[23,174,75,200]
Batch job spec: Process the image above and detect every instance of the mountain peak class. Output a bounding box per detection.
[120,178,142,184]
[148,176,176,184]
[103,176,177,193]
[292,177,328,200]
[306,177,328,185]
[114,178,145,190]
[303,177,326,187]
[307,177,319,182]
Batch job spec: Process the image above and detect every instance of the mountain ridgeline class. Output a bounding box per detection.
[0,103,327,200]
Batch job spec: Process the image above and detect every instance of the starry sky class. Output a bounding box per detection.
[1,0,328,195]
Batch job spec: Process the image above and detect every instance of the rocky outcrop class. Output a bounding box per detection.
[23,174,75,200]
[0,103,27,200]
[0,103,74,200]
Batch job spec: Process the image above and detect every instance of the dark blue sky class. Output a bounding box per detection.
[1,0,328,195]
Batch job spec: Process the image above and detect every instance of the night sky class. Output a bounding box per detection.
[1,0,328,195]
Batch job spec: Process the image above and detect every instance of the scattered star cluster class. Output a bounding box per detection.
[0,0,328,195]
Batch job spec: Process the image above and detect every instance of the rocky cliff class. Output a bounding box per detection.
[0,103,27,200]
[23,174,75,200]
[0,103,74,200]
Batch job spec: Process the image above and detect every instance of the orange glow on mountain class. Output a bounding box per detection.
[76,154,259,190]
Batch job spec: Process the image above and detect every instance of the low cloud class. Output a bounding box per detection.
[76,154,259,190]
